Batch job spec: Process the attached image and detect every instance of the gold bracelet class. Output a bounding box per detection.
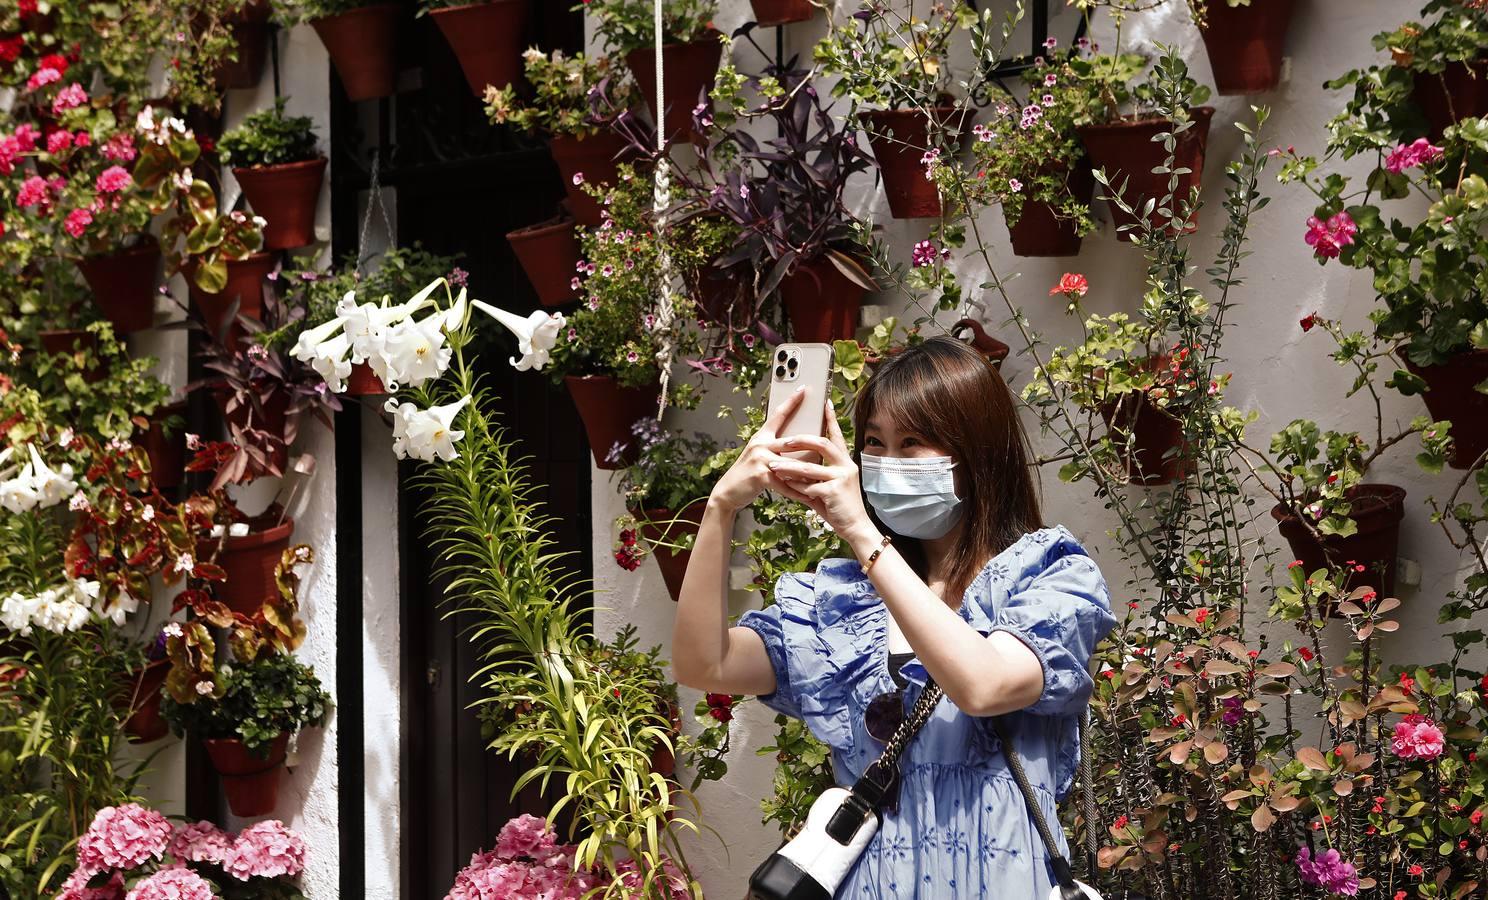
[862,534,893,575]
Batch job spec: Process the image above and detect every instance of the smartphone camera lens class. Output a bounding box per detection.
[775,365,787,379]
[787,357,798,370]
[776,349,788,363]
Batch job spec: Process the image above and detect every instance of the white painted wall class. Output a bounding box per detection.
[584,1,1488,896]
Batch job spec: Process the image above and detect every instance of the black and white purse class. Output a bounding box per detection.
[746,677,1106,900]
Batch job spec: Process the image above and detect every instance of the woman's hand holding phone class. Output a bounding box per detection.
[766,400,878,548]
[708,386,810,515]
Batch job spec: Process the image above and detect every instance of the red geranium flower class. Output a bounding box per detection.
[1049,272,1089,298]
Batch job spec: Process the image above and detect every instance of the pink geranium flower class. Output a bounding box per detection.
[222,819,308,880]
[64,207,92,237]
[76,803,172,872]
[15,175,47,209]
[102,132,137,163]
[96,165,132,193]
[51,83,87,115]
[1304,211,1357,259]
[46,129,73,154]
[27,66,61,90]
[1392,713,1445,760]
[1384,137,1444,174]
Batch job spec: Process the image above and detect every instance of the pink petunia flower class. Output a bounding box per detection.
[1391,713,1445,760]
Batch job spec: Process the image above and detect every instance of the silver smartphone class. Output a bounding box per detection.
[765,343,832,462]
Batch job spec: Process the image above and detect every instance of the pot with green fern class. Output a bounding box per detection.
[221,98,326,250]
[423,0,528,98]
[486,49,641,226]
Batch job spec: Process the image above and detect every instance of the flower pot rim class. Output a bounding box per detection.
[311,2,400,25]
[221,515,295,550]
[622,31,724,55]
[82,234,161,262]
[507,216,577,240]
[232,156,329,174]
[1401,347,1488,370]
[1270,482,1408,527]
[1079,106,1217,133]
[428,0,526,15]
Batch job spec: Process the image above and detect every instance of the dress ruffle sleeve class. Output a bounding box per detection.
[736,571,814,722]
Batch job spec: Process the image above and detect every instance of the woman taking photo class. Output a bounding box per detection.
[672,336,1116,898]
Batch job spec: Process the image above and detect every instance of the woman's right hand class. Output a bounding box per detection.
[708,386,806,514]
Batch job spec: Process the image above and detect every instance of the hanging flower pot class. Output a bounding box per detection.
[860,106,968,219]
[1097,390,1193,486]
[779,256,868,343]
[506,216,581,308]
[1199,0,1295,95]
[141,401,188,491]
[233,157,328,250]
[202,515,295,616]
[76,237,161,333]
[1272,483,1407,606]
[749,0,817,26]
[624,36,723,143]
[344,362,386,396]
[187,252,278,348]
[311,4,401,102]
[204,733,289,817]
[37,329,105,382]
[1078,106,1215,241]
[950,318,1010,368]
[1005,159,1095,257]
[564,375,658,469]
[548,130,635,226]
[430,0,528,98]
[1404,349,1488,469]
[1413,59,1488,141]
[635,504,706,602]
[118,659,172,743]
[216,0,273,90]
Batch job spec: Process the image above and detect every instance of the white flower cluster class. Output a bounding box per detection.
[0,444,77,514]
[0,576,108,636]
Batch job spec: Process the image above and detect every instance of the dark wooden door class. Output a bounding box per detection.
[328,4,592,896]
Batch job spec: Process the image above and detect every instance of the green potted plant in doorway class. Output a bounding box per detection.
[220,98,327,251]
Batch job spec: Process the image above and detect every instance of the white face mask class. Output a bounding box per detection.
[859,454,963,540]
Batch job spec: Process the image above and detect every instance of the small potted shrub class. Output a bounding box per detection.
[486,49,641,226]
[220,97,327,250]
[1279,97,1488,468]
[1071,49,1215,240]
[588,0,721,144]
[815,1,973,219]
[422,0,528,98]
[1189,0,1296,95]
[288,0,402,102]
[963,50,1096,256]
[684,47,875,342]
[611,420,721,601]
[161,549,331,817]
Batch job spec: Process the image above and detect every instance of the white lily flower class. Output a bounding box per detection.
[471,300,566,372]
[444,287,468,333]
[308,333,354,393]
[385,395,472,462]
[291,314,347,365]
[377,315,451,389]
[0,591,38,635]
[0,465,38,514]
[94,586,138,627]
[26,444,76,508]
[0,446,13,469]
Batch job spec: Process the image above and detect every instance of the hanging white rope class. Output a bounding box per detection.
[650,0,678,417]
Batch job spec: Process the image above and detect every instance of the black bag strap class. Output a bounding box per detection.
[842,678,944,813]
[993,716,1088,900]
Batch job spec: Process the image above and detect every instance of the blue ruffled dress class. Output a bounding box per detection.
[737,525,1117,898]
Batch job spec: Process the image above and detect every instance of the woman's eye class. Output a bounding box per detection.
[864,436,883,447]
[902,437,920,448]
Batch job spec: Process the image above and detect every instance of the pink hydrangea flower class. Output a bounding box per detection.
[494,814,559,861]
[122,868,215,900]
[222,819,308,880]
[1384,137,1444,174]
[1304,211,1357,259]
[1391,713,1445,760]
[56,866,126,900]
[169,820,232,865]
[76,803,172,872]
[64,207,93,237]
[52,83,88,115]
[16,175,49,209]
[96,166,132,194]
[1295,846,1359,896]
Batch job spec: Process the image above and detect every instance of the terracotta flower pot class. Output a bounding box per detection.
[860,106,968,219]
[204,733,289,817]
[507,216,581,308]
[216,0,273,90]
[1199,0,1295,95]
[344,362,386,396]
[203,516,295,616]
[648,700,683,819]
[1005,159,1095,257]
[1078,107,1215,241]
[76,238,161,333]
[1272,483,1407,604]
[548,131,635,226]
[779,256,867,343]
[749,0,817,26]
[188,252,277,349]
[430,0,528,98]
[312,4,401,102]
[564,375,658,469]
[37,329,105,382]
[1404,349,1488,469]
[1097,389,1193,485]
[950,318,1010,368]
[1413,59,1488,141]
[625,37,723,143]
[636,504,706,602]
[119,659,172,743]
[233,158,328,250]
[141,401,188,491]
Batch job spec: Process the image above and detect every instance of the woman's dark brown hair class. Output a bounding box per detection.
[853,335,1044,602]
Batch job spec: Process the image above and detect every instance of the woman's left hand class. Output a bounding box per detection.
[765,400,878,546]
